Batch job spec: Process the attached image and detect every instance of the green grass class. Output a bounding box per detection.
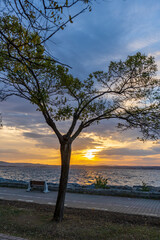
[0,200,160,240]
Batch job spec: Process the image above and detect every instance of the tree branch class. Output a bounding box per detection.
[70,122,84,142]
[41,6,89,43]
[66,113,78,138]
[42,110,63,142]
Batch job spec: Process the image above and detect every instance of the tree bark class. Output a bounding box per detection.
[53,141,71,222]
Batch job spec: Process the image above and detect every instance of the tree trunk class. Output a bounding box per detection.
[53,141,71,222]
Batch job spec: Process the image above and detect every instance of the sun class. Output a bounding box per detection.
[84,150,95,160]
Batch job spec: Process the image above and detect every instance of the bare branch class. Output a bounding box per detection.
[70,122,84,142]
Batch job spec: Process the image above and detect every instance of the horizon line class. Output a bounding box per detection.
[1,161,160,168]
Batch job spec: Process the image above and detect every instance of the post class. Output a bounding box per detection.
[43,181,50,193]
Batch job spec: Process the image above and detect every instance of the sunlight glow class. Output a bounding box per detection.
[1,126,158,166]
[84,150,95,159]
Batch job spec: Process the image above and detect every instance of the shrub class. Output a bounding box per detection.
[94,176,109,189]
[141,181,150,192]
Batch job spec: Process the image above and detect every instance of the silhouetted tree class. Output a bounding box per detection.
[0,0,91,66]
[0,17,160,221]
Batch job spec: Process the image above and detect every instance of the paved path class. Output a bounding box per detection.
[0,187,160,217]
[1,187,160,240]
[0,233,28,240]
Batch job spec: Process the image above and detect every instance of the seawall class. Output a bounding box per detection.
[1,178,160,199]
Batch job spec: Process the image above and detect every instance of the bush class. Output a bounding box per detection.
[141,181,150,192]
[94,176,109,189]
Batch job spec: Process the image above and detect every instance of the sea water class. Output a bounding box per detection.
[0,165,160,187]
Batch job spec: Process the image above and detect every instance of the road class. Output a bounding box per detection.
[0,187,160,217]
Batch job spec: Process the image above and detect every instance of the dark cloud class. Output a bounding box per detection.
[22,131,59,149]
[51,3,130,78]
[23,132,54,139]
[86,119,117,135]
[35,137,59,150]
[50,0,160,78]
[82,119,143,142]
[73,136,101,150]
[127,157,160,166]
[0,96,45,130]
[141,157,160,162]
[1,1,160,165]
[22,131,101,151]
[151,146,160,153]
[1,96,37,114]
[0,149,54,161]
[0,149,19,154]
[97,147,159,157]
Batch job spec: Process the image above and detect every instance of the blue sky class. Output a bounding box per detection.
[0,0,160,166]
[51,0,160,77]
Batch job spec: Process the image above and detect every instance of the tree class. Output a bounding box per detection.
[1,0,91,36]
[0,0,91,66]
[0,16,160,221]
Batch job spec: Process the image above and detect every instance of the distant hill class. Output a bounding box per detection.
[0,161,160,170]
[0,161,51,168]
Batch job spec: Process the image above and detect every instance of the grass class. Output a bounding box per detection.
[0,200,160,240]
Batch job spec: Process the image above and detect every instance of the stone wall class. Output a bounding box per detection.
[0,179,160,199]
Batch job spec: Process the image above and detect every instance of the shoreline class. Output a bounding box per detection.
[1,178,160,199]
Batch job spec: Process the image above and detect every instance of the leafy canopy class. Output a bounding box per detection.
[0,15,159,141]
[1,0,91,43]
[0,1,91,69]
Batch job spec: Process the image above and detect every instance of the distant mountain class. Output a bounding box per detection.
[0,161,51,168]
[0,161,160,169]
[0,161,14,167]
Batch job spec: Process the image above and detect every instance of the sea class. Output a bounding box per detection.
[0,165,160,187]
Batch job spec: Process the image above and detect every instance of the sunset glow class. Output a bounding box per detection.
[84,150,95,160]
[1,124,159,166]
[1,1,160,167]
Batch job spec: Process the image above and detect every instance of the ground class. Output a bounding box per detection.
[0,199,160,240]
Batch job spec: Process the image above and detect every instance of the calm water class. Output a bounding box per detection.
[0,166,160,187]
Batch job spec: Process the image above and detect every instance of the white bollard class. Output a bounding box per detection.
[26,181,31,192]
[43,181,50,193]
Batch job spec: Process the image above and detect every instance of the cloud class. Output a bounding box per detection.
[152,146,160,153]
[0,96,45,131]
[73,136,101,150]
[1,0,160,165]
[22,131,101,151]
[97,147,160,157]
[23,132,54,139]
[51,0,160,78]
[22,131,59,149]
[141,157,160,162]
[0,149,19,154]
[35,138,59,150]
[0,148,54,161]
[84,119,143,142]
[128,35,160,52]
[49,1,135,77]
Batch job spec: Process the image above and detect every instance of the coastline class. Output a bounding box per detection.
[1,178,160,199]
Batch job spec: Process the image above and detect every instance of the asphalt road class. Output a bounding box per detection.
[0,187,160,217]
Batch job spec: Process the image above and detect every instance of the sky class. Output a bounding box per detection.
[1,0,160,166]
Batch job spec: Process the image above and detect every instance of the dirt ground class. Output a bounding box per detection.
[0,199,160,240]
